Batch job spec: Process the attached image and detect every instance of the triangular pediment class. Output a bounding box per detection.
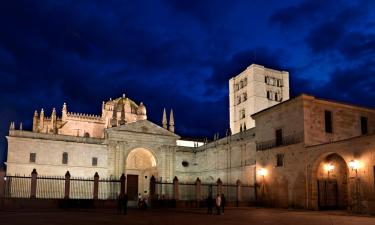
[106,120,180,138]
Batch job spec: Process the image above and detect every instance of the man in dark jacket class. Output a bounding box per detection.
[221,194,226,214]
[206,195,213,214]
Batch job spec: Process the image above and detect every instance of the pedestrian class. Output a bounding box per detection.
[117,193,123,214]
[122,194,128,215]
[206,195,213,214]
[215,194,221,215]
[221,194,226,214]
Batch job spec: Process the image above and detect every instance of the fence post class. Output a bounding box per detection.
[93,172,99,200]
[236,179,242,207]
[64,171,70,199]
[120,174,126,195]
[0,169,5,198]
[217,178,222,196]
[173,176,179,200]
[30,169,37,198]
[150,175,156,200]
[195,177,201,207]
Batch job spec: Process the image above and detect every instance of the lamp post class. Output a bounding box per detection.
[257,168,267,198]
[348,159,361,213]
[324,163,334,180]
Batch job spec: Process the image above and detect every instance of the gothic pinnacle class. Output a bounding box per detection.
[162,108,167,129]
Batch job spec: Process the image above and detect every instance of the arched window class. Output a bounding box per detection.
[62,152,68,164]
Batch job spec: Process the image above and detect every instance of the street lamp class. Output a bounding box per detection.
[349,160,360,175]
[324,163,334,179]
[257,168,268,177]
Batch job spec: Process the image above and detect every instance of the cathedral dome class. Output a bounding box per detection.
[137,102,147,115]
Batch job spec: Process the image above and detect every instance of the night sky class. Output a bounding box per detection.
[1,0,375,165]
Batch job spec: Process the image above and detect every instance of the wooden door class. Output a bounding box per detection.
[317,179,338,210]
[127,175,139,201]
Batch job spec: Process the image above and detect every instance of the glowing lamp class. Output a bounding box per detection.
[258,168,268,177]
[324,163,334,172]
[349,160,360,170]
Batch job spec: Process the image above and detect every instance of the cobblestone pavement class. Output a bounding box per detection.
[0,207,374,225]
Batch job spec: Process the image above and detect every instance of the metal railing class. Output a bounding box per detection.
[256,132,304,151]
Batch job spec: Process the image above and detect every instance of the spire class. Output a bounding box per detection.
[102,101,105,110]
[39,108,45,130]
[62,103,67,120]
[19,122,23,130]
[51,108,57,134]
[33,110,39,132]
[9,122,15,130]
[162,108,167,129]
[62,103,67,113]
[168,109,174,133]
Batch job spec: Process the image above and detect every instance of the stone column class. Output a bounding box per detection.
[173,176,179,200]
[93,172,99,200]
[30,169,38,198]
[64,171,71,199]
[0,169,5,198]
[150,176,156,200]
[236,179,242,207]
[217,178,223,196]
[195,177,201,201]
[120,174,126,195]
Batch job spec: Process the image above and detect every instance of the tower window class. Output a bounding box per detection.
[92,157,98,166]
[276,153,284,167]
[62,152,68,164]
[275,129,283,146]
[29,153,36,163]
[324,110,333,133]
[361,116,368,135]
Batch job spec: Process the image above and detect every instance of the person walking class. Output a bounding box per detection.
[206,195,213,214]
[122,194,128,215]
[221,194,226,214]
[117,193,123,214]
[215,194,221,215]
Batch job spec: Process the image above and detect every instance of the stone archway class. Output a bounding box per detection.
[312,153,349,210]
[125,148,158,200]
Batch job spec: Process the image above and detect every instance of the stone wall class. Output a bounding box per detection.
[6,131,107,178]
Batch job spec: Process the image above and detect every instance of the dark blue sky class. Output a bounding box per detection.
[1,0,375,165]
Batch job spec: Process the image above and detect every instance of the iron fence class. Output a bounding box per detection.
[36,176,65,199]
[4,176,31,198]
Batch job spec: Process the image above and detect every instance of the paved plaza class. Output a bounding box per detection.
[0,207,374,225]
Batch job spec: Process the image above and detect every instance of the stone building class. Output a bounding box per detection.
[253,94,375,213]
[4,63,375,213]
[229,64,289,134]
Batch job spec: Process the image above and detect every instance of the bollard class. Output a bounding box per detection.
[93,172,99,200]
[64,171,71,199]
[0,169,5,198]
[173,176,179,200]
[30,169,38,198]
[120,174,126,195]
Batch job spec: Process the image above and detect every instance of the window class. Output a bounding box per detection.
[84,132,90,138]
[29,153,36,163]
[241,109,246,119]
[92,157,98,166]
[361,116,368,135]
[237,96,241,105]
[243,123,246,131]
[276,129,283,146]
[243,93,247,101]
[62,152,68,164]
[276,154,284,167]
[240,124,243,132]
[324,110,333,133]
[266,91,270,99]
[182,161,189,167]
[265,76,268,83]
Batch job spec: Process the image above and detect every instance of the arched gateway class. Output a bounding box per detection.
[125,148,158,200]
[312,153,349,210]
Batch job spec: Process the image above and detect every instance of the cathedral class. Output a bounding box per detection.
[5,64,375,213]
